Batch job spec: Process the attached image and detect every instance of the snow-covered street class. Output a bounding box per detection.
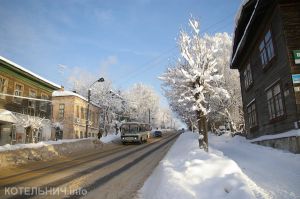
[139,132,300,199]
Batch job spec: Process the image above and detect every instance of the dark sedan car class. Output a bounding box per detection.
[154,130,162,137]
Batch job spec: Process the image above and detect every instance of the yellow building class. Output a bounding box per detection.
[52,90,101,139]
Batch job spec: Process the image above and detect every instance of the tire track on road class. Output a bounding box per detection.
[0,145,125,181]
[67,133,179,199]
[5,134,178,199]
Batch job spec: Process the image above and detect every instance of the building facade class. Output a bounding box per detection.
[0,56,61,145]
[52,90,101,139]
[230,0,300,139]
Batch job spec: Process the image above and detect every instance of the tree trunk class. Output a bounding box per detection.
[197,110,208,152]
[202,115,208,152]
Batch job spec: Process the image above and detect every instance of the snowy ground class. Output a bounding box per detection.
[210,133,300,199]
[100,133,120,143]
[139,132,300,199]
[0,133,122,152]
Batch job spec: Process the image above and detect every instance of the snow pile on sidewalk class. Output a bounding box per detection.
[101,133,120,143]
[210,133,300,198]
[0,138,92,152]
[139,132,264,199]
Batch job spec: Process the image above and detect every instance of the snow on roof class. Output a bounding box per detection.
[231,0,259,67]
[234,0,251,28]
[53,90,87,100]
[52,90,101,108]
[0,56,61,89]
[250,129,300,142]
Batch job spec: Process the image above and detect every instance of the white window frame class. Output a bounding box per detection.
[14,82,24,104]
[40,93,49,112]
[0,75,8,99]
[59,103,65,119]
[28,89,37,109]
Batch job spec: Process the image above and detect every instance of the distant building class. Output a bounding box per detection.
[230,0,300,151]
[52,90,102,139]
[0,56,61,145]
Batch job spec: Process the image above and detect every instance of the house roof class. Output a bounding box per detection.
[0,109,18,124]
[0,56,61,89]
[230,0,283,69]
[230,0,259,69]
[52,90,102,108]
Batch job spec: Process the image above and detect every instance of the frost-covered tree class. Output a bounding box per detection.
[205,33,244,132]
[67,69,127,135]
[17,115,45,143]
[67,68,175,133]
[160,19,230,151]
[123,83,160,126]
[155,108,172,129]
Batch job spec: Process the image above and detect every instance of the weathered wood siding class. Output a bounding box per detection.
[239,2,299,138]
[280,2,300,114]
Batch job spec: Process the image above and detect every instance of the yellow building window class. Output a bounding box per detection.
[0,75,8,99]
[14,83,24,104]
[59,104,65,119]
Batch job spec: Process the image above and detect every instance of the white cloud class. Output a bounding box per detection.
[99,55,118,74]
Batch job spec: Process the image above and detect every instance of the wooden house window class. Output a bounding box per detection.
[247,100,257,128]
[14,83,24,104]
[0,76,8,99]
[243,63,253,89]
[259,30,275,67]
[266,83,284,120]
[59,104,65,119]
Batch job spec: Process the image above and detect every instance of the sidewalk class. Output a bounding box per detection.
[138,132,270,199]
[210,133,300,199]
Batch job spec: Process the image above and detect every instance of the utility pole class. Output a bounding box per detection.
[148,109,151,124]
[85,89,91,138]
[85,77,104,138]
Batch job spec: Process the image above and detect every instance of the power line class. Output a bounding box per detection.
[114,13,237,85]
[117,47,177,85]
[114,46,177,84]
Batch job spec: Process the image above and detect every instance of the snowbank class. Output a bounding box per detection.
[0,138,93,152]
[250,129,300,142]
[0,139,102,168]
[101,133,120,143]
[139,132,263,199]
[210,133,300,198]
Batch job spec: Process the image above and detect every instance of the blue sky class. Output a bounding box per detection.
[0,0,241,106]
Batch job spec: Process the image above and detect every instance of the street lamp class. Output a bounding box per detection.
[85,77,105,138]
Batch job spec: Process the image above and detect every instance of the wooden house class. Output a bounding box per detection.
[230,0,300,152]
